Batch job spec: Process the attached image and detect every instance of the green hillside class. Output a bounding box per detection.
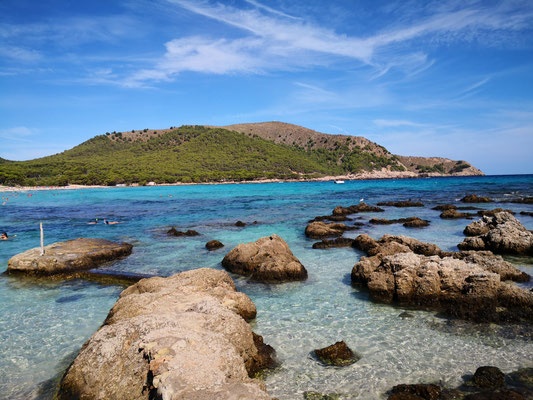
[0,125,403,186]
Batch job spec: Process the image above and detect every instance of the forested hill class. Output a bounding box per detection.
[0,123,482,186]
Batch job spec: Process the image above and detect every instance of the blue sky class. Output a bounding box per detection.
[1,0,532,174]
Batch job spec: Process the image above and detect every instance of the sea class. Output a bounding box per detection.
[1,175,532,400]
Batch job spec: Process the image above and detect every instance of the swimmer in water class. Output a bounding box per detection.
[87,218,98,224]
[1,232,16,240]
[104,219,123,225]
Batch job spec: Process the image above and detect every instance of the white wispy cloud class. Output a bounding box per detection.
[120,0,532,86]
[373,119,426,128]
[0,126,38,142]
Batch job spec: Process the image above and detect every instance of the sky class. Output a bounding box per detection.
[1,0,532,175]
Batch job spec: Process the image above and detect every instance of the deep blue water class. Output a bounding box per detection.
[1,175,532,399]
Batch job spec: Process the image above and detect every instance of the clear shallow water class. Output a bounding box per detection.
[1,175,532,399]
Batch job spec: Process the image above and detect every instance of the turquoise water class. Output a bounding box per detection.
[1,175,532,399]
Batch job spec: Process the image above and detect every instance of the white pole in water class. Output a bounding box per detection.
[40,222,45,256]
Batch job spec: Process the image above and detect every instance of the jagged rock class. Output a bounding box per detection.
[351,234,533,322]
[520,211,533,217]
[388,384,441,400]
[450,251,529,282]
[7,238,132,275]
[305,221,353,239]
[332,203,384,215]
[56,268,274,400]
[441,209,476,219]
[369,217,430,228]
[312,237,354,249]
[313,341,359,367]
[473,366,505,389]
[235,221,247,227]
[377,201,424,207]
[167,227,200,236]
[478,208,515,217]
[311,215,352,222]
[461,194,493,203]
[459,212,533,255]
[206,240,224,250]
[222,234,307,282]
[433,204,479,211]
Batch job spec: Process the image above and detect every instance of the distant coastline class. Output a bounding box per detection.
[0,169,484,192]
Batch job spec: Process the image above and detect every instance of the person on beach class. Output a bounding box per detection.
[104,219,123,225]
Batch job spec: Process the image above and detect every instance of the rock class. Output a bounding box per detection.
[351,241,533,322]
[312,237,355,249]
[450,251,530,282]
[478,208,515,217]
[222,234,307,282]
[353,234,442,257]
[313,341,359,367]
[235,221,247,227]
[369,217,430,227]
[311,215,352,222]
[473,366,505,389]
[520,211,533,217]
[398,312,414,318]
[56,268,273,400]
[388,384,441,400]
[458,212,533,255]
[433,204,457,211]
[206,240,224,250]
[377,201,424,207]
[464,390,524,399]
[461,194,493,203]
[505,197,533,204]
[7,238,132,275]
[441,209,476,219]
[332,203,384,215]
[305,221,353,239]
[303,392,341,400]
[167,227,200,236]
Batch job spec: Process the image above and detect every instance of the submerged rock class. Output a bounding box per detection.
[56,268,274,400]
[7,238,132,275]
[388,383,441,400]
[206,240,224,250]
[377,200,424,207]
[370,217,430,228]
[312,237,355,249]
[520,211,533,217]
[461,194,493,203]
[311,215,352,222]
[305,221,354,239]
[222,234,308,282]
[313,341,359,367]
[167,227,200,236]
[303,391,341,400]
[458,212,533,255]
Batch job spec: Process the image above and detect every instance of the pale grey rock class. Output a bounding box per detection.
[7,238,132,275]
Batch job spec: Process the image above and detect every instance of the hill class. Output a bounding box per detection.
[0,123,482,187]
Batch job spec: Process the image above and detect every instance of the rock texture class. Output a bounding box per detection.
[7,238,132,275]
[222,234,307,282]
[461,194,493,203]
[312,237,355,249]
[370,217,430,228]
[57,268,274,400]
[440,209,476,219]
[167,227,199,237]
[333,203,384,215]
[458,212,533,255]
[206,240,224,250]
[473,366,505,389]
[305,221,353,238]
[351,234,532,322]
[313,341,359,367]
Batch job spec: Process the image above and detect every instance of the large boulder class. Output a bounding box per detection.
[458,212,533,255]
[305,221,352,239]
[222,234,307,282]
[57,268,274,400]
[7,238,132,275]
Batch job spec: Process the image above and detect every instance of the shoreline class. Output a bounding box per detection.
[0,170,485,192]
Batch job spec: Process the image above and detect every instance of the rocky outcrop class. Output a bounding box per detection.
[235,221,246,227]
[57,268,274,400]
[305,221,354,238]
[461,194,493,203]
[370,217,430,228]
[313,341,359,367]
[222,234,307,282]
[504,197,533,204]
[432,204,479,211]
[332,203,384,215]
[7,238,132,275]
[167,227,200,236]
[310,215,352,222]
[473,366,505,389]
[312,237,354,249]
[520,211,533,217]
[351,234,532,322]
[206,240,224,250]
[440,209,476,219]
[478,208,515,217]
[458,212,533,255]
[377,201,424,207]
[388,383,441,400]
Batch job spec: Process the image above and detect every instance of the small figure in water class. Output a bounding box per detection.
[1,232,16,240]
[104,219,123,225]
[87,218,99,224]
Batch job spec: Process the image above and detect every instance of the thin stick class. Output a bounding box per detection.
[40,222,45,256]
